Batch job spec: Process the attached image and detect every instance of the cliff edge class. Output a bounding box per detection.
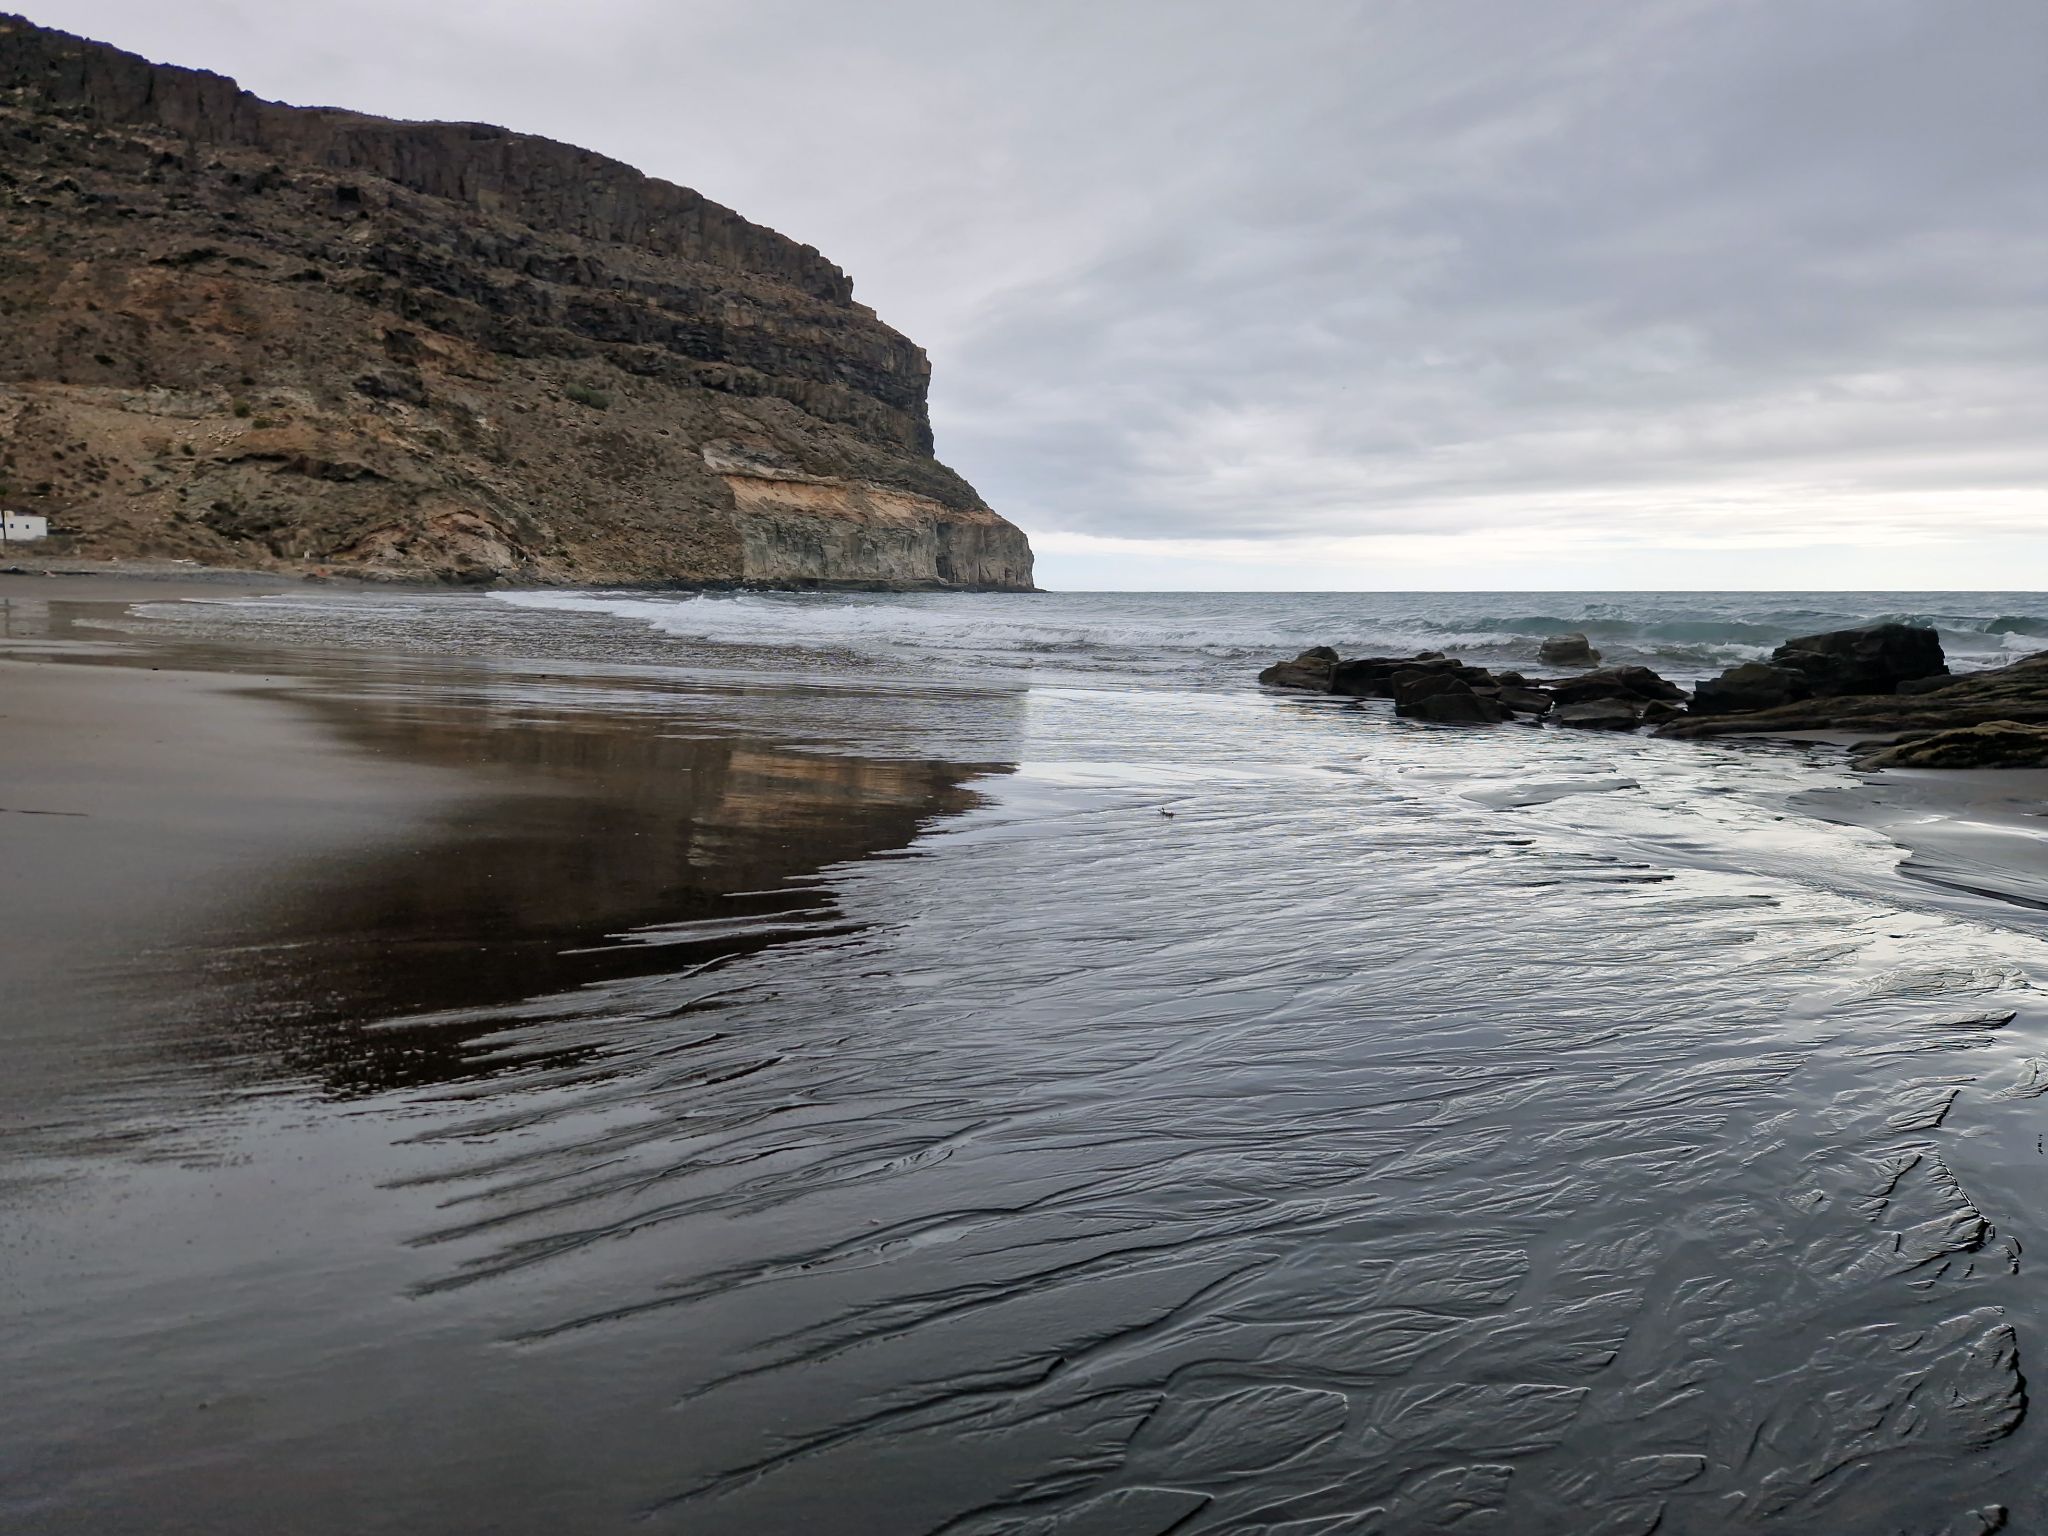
[0,15,1034,588]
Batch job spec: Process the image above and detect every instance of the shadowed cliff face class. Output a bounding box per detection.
[0,15,1034,589]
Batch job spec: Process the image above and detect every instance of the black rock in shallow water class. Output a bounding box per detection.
[1691,661,1813,716]
[1669,651,2048,740]
[1258,649,1337,691]
[1770,622,1947,697]
[1540,632,1600,667]
[1402,686,1509,724]
[1547,666,1687,707]
[1554,699,1643,731]
[1256,647,1685,734]
[1689,624,1948,717]
[1498,686,1555,716]
[1330,654,1452,698]
[1392,669,1470,711]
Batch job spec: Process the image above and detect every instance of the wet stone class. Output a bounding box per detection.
[1555,699,1644,731]
[1541,632,1601,666]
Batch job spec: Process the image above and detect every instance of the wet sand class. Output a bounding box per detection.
[9,575,2048,1535]
[1,573,993,1138]
[9,574,2040,1151]
[1804,764,2048,916]
[1,649,463,1127]
[3,577,1012,1533]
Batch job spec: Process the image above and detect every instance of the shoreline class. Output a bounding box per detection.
[1798,764,2048,916]
[0,552,1042,595]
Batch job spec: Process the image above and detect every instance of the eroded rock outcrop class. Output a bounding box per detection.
[1855,722,2048,770]
[0,15,1033,588]
[1258,647,1340,691]
[1691,624,1947,715]
[1672,649,2048,742]
[1257,623,2048,769]
[1548,667,1686,708]
[1772,622,1947,697]
[1256,643,1683,732]
[1691,662,1812,716]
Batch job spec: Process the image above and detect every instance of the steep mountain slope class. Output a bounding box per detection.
[0,14,1034,587]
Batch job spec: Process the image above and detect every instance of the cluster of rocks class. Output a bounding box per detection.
[1257,647,1686,730]
[1259,621,2048,768]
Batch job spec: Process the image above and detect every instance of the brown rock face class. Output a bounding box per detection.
[0,15,1034,588]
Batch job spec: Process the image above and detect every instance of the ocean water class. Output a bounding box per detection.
[12,587,2048,1534]
[496,586,2048,680]
[123,586,2048,690]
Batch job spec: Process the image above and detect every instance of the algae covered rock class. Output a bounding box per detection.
[1856,721,2048,769]
[1540,632,1600,667]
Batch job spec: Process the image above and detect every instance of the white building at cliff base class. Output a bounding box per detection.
[1,511,48,541]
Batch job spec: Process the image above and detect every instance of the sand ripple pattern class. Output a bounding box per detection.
[391,723,2047,1534]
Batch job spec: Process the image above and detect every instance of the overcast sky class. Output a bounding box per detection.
[34,0,2048,589]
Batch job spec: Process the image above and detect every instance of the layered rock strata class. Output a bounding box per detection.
[0,15,1033,587]
[1670,651,2048,743]
[1855,722,2048,770]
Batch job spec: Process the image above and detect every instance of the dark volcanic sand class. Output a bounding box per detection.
[1,575,991,1126]
[6,574,2048,1536]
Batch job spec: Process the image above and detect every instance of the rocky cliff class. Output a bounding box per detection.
[0,15,1034,588]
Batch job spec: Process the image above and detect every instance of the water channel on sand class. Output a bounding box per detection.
[5,584,2047,1533]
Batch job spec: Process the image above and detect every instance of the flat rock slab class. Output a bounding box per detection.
[1555,699,1643,730]
[1858,720,2048,769]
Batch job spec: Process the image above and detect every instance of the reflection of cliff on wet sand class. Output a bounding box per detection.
[232,693,999,1095]
[1,589,1003,1124]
